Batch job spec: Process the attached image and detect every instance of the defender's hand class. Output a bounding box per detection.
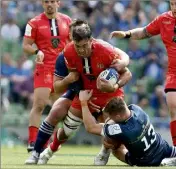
[79,90,93,102]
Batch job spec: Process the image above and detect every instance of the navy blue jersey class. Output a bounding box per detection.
[103,104,174,166]
[54,53,83,99]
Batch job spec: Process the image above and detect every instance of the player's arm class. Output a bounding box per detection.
[54,53,79,94]
[22,37,37,55]
[110,15,161,40]
[54,72,79,94]
[117,67,132,89]
[79,90,104,136]
[111,48,130,72]
[22,22,38,55]
[110,27,151,40]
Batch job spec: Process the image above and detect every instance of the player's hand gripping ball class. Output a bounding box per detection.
[97,68,119,93]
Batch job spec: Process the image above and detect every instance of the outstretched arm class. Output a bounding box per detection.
[110,27,152,40]
[79,90,104,136]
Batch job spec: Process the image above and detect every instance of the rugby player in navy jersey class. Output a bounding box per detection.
[79,90,176,166]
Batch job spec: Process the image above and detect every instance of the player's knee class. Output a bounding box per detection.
[63,111,82,136]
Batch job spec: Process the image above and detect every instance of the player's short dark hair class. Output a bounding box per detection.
[104,97,126,115]
[70,19,92,42]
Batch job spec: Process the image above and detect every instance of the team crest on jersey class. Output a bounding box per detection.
[108,124,122,135]
[97,63,104,69]
[51,38,60,48]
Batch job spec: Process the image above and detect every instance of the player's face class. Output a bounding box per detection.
[42,0,60,15]
[170,0,176,17]
[74,39,92,58]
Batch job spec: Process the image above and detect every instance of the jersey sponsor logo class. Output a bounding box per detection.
[108,124,122,135]
[97,63,104,69]
[25,24,32,36]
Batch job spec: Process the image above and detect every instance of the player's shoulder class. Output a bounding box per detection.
[28,13,44,25]
[128,104,144,113]
[93,39,114,50]
[57,12,71,22]
[63,42,76,56]
[93,39,118,60]
[158,11,172,19]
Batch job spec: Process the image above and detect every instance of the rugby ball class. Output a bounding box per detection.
[99,68,119,86]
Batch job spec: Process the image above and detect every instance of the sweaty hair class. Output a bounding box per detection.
[69,19,92,42]
[104,97,126,115]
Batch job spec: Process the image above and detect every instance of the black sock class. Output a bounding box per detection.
[34,121,54,153]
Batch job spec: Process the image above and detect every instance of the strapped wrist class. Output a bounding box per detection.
[35,49,39,55]
[124,31,131,39]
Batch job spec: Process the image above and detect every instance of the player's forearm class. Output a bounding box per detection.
[22,44,37,55]
[118,68,132,88]
[54,78,70,94]
[81,101,98,134]
[127,27,151,40]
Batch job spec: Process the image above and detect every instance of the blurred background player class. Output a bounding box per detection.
[34,19,131,165]
[22,0,71,152]
[79,90,176,166]
[110,0,176,147]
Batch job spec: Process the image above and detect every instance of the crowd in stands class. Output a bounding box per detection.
[1,0,170,127]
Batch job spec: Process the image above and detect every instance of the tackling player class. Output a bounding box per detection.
[79,90,176,166]
[22,0,71,152]
[110,0,176,147]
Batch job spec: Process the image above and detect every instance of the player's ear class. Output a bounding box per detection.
[57,0,60,7]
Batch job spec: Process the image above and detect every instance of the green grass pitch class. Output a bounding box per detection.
[1,145,174,169]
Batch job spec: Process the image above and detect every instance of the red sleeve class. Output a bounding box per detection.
[104,46,121,66]
[146,15,161,35]
[63,44,77,71]
[24,18,37,40]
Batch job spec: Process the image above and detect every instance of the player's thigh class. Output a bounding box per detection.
[46,97,72,124]
[33,87,51,106]
[69,106,82,119]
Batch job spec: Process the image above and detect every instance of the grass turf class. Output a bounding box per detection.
[1,145,174,169]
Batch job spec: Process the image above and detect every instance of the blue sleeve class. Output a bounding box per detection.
[54,52,69,78]
[103,123,122,139]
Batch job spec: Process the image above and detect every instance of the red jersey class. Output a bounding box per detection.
[24,12,71,67]
[64,39,124,99]
[146,11,176,74]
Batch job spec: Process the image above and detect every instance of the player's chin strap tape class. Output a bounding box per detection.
[63,111,83,136]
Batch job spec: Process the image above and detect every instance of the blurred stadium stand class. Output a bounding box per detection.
[1,0,172,145]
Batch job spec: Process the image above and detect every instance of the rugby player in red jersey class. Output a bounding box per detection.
[110,0,176,147]
[22,0,71,152]
[33,19,132,166]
